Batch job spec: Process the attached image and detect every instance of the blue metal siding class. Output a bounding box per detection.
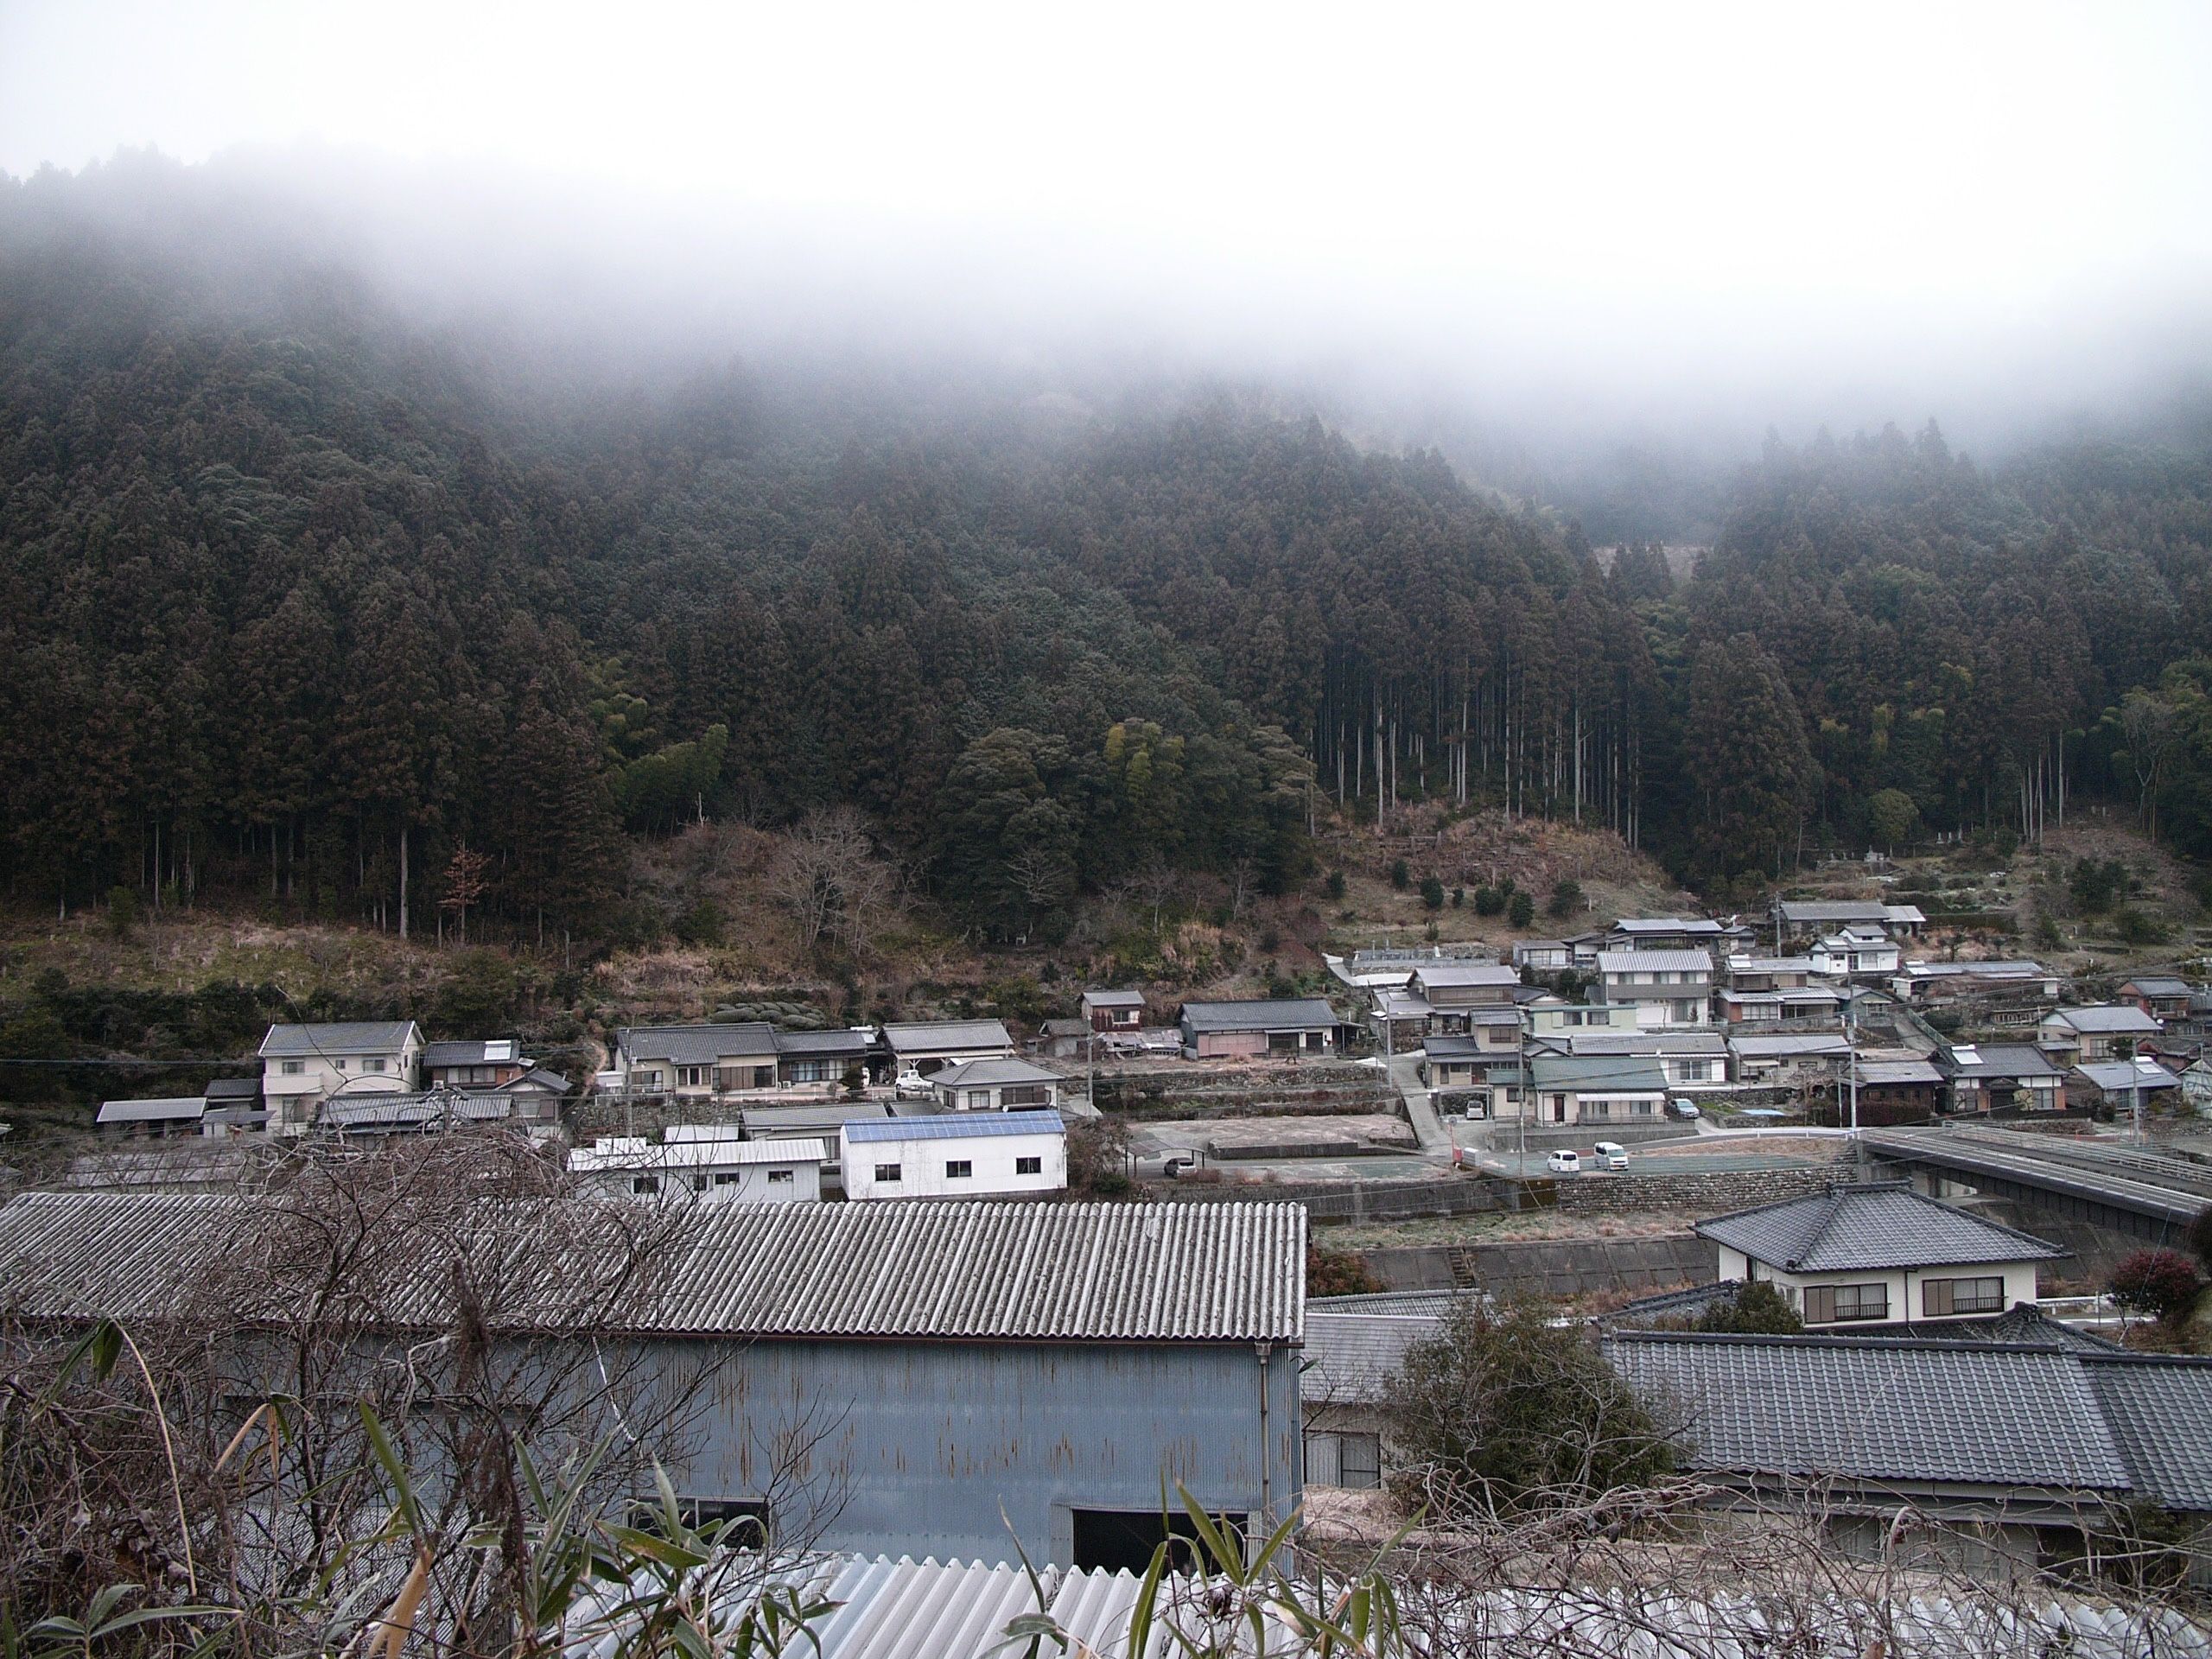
[658,1337,1305,1565]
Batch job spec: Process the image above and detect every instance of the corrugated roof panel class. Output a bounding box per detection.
[0,1192,1302,1344]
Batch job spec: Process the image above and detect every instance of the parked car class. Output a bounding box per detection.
[1545,1148,1581,1173]
[893,1069,931,1100]
[1592,1140,1630,1170]
[1665,1097,1701,1121]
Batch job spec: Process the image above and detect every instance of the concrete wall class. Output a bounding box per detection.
[1360,1233,1715,1298]
[663,1335,1302,1565]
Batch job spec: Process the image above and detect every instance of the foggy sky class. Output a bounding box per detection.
[4,0,2212,455]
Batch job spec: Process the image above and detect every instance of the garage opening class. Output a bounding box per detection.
[1070,1507,1248,1575]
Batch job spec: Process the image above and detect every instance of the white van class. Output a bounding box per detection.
[1545,1148,1581,1174]
[1592,1141,1630,1170]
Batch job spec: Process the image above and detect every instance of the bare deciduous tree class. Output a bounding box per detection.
[765,807,898,957]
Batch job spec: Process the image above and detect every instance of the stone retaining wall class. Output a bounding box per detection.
[1550,1164,1842,1213]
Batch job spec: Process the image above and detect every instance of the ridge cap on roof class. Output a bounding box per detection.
[1602,1327,2087,1357]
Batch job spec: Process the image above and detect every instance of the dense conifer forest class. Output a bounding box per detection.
[3,158,2210,944]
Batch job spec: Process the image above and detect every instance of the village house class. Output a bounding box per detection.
[2066,1057,2184,1117]
[1937,1041,2069,1116]
[1535,1027,1726,1090]
[94,1096,207,1138]
[927,1057,1062,1112]
[1526,1054,1670,1126]
[1770,899,1923,944]
[1696,1181,2065,1327]
[1607,917,1751,954]
[1079,989,1146,1033]
[1522,1001,1638,1038]
[1511,938,1573,971]
[1714,955,1843,1026]
[1417,1034,1486,1091]
[841,1110,1069,1200]
[2037,1004,2162,1064]
[1593,949,1713,1029]
[316,1088,544,1136]
[1604,1327,2212,1578]
[1808,926,1899,979]
[1177,997,1337,1058]
[0,1192,1303,1570]
[423,1038,530,1089]
[2118,976,2196,1024]
[881,1019,1017,1077]
[1890,959,2059,1007]
[257,1020,425,1135]
[1299,1311,1441,1493]
[2180,1053,2212,1114]
[569,1131,827,1203]
[612,1023,781,1100]
[199,1076,268,1136]
[1847,1056,1946,1120]
[1726,1032,1851,1088]
[773,1028,874,1090]
[1406,961,1520,1030]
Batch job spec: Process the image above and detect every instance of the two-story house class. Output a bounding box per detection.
[1523,1002,1639,1039]
[423,1038,530,1090]
[1714,956,1842,1026]
[841,1111,1069,1200]
[2037,1005,2162,1064]
[2118,976,2196,1025]
[1594,950,1713,1029]
[1695,1181,2065,1328]
[612,1023,781,1101]
[1808,927,1899,980]
[257,1021,424,1135]
[1406,962,1520,1034]
[1936,1042,2067,1116]
[1080,989,1147,1033]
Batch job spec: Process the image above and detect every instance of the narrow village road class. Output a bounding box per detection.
[1387,1050,1452,1154]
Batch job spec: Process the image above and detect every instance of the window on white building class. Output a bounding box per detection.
[946,1160,973,1179]
[1015,1155,1042,1175]
[874,1164,901,1183]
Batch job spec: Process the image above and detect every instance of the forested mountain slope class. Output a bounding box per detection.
[2,159,2209,949]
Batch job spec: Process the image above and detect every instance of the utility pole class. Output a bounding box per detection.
[1846,988,1864,1178]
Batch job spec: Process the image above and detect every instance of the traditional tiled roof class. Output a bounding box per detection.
[423,1038,521,1067]
[2045,1006,2162,1034]
[1854,1059,1944,1086]
[1938,1042,2064,1080]
[257,1021,419,1058]
[1178,998,1336,1033]
[0,1192,1303,1344]
[2070,1058,2183,1094]
[1411,963,1519,989]
[1695,1182,2065,1272]
[1300,1313,1439,1403]
[880,1020,1016,1054]
[1527,1056,1670,1092]
[927,1058,1062,1090]
[1605,1331,2131,1491]
[618,1023,778,1065]
[2122,976,2192,998]
[772,1028,874,1055]
[1607,1329,2212,1512]
[1727,1033,1851,1059]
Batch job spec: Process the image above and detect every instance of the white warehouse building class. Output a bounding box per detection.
[842,1110,1068,1200]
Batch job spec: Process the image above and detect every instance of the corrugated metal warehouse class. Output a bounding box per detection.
[0,1192,1306,1569]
